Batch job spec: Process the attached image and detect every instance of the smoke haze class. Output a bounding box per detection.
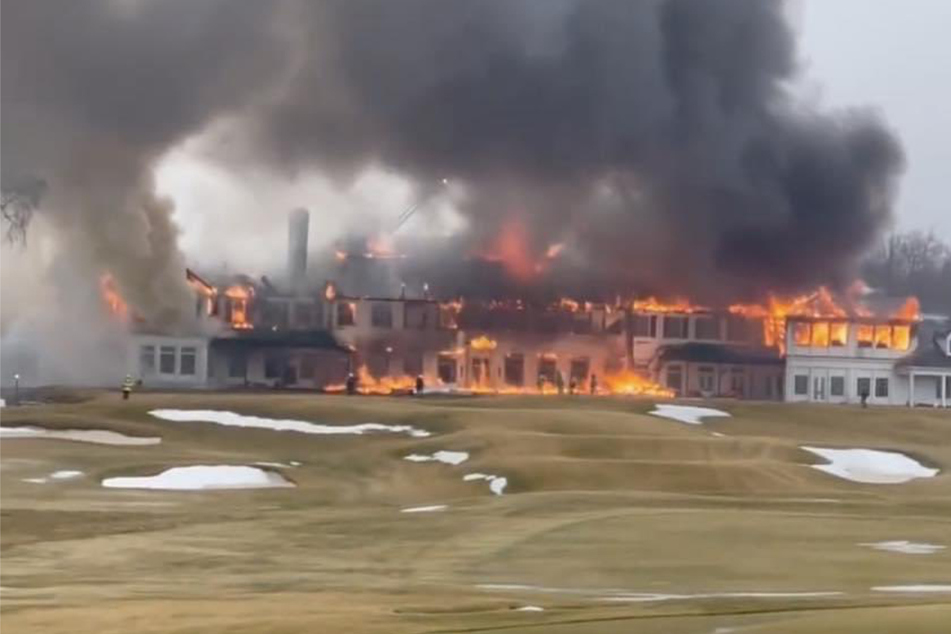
[2,0,904,328]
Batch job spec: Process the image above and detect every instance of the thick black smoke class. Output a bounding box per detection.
[2,0,904,319]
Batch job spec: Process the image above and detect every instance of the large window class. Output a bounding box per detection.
[404,303,431,329]
[504,354,525,386]
[857,377,871,397]
[337,302,356,326]
[794,375,808,395]
[730,369,745,396]
[892,325,911,351]
[537,356,558,385]
[830,322,848,347]
[264,353,284,379]
[139,345,156,376]
[299,354,317,380]
[633,314,657,338]
[263,301,289,329]
[874,325,892,349]
[569,357,590,384]
[811,322,830,347]
[663,316,688,339]
[856,324,874,348]
[159,346,176,374]
[875,377,889,398]
[698,366,715,392]
[693,316,720,341]
[666,365,683,392]
[793,323,811,347]
[437,354,457,384]
[726,315,754,342]
[292,302,317,329]
[830,376,845,396]
[371,303,393,328]
[179,347,197,376]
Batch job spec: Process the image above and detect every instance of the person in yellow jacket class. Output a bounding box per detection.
[122,374,135,400]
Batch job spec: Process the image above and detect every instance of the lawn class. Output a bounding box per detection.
[2,391,950,633]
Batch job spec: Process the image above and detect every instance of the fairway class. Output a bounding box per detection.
[2,392,950,633]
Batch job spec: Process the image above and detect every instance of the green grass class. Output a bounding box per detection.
[2,392,950,632]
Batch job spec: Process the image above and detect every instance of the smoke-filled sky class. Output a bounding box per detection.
[3,0,937,325]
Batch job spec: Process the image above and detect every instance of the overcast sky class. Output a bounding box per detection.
[798,0,950,239]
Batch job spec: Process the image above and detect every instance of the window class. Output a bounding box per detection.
[537,356,558,385]
[371,303,393,328]
[794,375,808,395]
[874,325,892,349]
[666,365,683,392]
[830,376,845,396]
[437,354,457,384]
[228,352,248,378]
[263,301,289,329]
[504,354,525,386]
[299,355,317,380]
[856,377,871,397]
[337,302,356,326]
[892,324,911,351]
[811,321,830,347]
[404,303,431,329]
[693,316,720,340]
[856,324,874,348]
[698,366,715,392]
[830,322,848,347]
[633,314,657,338]
[875,377,889,398]
[264,353,284,379]
[730,369,745,396]
[570,358,590,384]
[159,346,176,374]
[139,345,156,376]
[179,347,196,376]
[663,316,688,339]
[793,322,811,346]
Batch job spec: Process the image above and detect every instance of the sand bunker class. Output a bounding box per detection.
[404,451,469,465]
[649,404,731,425]
[801,446,938,484]
[1,426,160,446]
[150,409,430,438]
[102,465,295,490]
[860,540,945,555]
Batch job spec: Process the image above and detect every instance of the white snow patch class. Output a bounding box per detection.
[801,446,938,484]
[102,465,295,490]
[289,461,302,467]
[0,426,160,445]
[149,409,430,437]
[400,504,448,513]
[404,450,469,465]
[463,473,507,495]
[872,585,951,593]
[861,540,945,555]
[649,404,731,426]
[515,606,544,612]
[22,470,84,483]
[253,461,296,469]
[477,584,839,601]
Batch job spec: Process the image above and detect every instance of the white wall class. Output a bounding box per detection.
[129,335,210,388]
[784,356,907,406]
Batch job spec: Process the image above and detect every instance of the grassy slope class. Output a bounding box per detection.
[1,392,950,633]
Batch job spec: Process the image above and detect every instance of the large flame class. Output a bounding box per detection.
[631,297,708,314]
[100,272,129,320]
[601,369,675,397]
[325,365,418,395]
[224,284,254,330]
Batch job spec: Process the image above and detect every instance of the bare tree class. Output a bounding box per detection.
[0,177,47,244]
[864,230,951,313]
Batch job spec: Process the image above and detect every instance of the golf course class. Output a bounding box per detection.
[2,391,950,633]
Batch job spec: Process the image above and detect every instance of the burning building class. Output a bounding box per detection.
[117,210,947,407]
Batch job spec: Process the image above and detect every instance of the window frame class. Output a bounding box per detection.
[794,374,808,396]
[875,377,889,398]
[179,346,197,376]
[159,346,177,375]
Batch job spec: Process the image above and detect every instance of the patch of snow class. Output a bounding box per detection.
[649,404,731,426]
[253,461,295,469]
[477,584,840,601]
[102,465,295,490]
[861,540,945,555]
[23,478,48,484]
[404,450,469,465]
[0,426,160,445]
[463,472,507,495]
[149,409,430,438]
[0,398,5,408]
[289,461,302,467]
[50,470,84,480]
[872,585,951,593]
[801,446,939,484]
[400,505,448,513]
[711,432,726,438]
[514,606,544,612]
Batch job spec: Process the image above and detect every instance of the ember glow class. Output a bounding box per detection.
[602,369,675,398]
[631,297,708,314]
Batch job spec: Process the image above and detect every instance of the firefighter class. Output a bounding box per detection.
[121,374,135,400]
[345,372,357,395]
[589,374,598,395]
[415,375,425,396]
[555,370,565,395]
[860,386,869,408]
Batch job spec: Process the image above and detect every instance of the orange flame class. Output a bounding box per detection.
[325,365,418,395]
[470,335,498,351]
[601,368,675,398]
[631,297,708,314]
[224,284,254,330]
[100,273,128,320]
